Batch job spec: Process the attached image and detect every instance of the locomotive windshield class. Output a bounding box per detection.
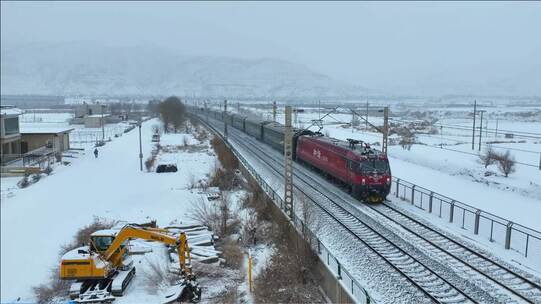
[359,159,389,174]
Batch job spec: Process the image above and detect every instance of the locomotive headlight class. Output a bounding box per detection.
[362,178,366,185]
[386,177,391,185]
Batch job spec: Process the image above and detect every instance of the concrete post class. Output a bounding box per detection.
[411,185,415,204]
[505,222,513,249]
[474,209,481,235]
[429,192,433,213]
[449,200,455,223]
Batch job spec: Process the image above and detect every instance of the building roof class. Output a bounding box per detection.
[86,114,111,118]
[20,126,74,134]
[0,106,23,116]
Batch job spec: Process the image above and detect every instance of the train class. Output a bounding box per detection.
[193,106,391,202]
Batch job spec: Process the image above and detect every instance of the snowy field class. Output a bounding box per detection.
[0,118,217,302]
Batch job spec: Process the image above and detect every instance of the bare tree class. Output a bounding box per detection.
[158,96,186,133]
[497,150,516,177]
[399,128,415,151]
[479,146,497,168]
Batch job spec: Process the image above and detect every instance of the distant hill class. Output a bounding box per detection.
[1,43,365,99]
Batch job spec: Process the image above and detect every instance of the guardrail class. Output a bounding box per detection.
[199,115,371,304]
[392,177,541,268]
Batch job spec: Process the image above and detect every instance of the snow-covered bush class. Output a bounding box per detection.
[145,156,155,172]
[479,146,497,168]
[497,150,516,177]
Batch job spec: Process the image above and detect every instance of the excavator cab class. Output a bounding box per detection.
[91,235,114,252]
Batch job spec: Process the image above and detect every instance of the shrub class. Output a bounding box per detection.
[399,128,415,150]
[33,267,71,304]
[497,150,516,177]
[221,239,243,269]
[479,146,497,168]
[210,137,238,172]
[145,156,155,172]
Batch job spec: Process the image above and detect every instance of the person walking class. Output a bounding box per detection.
[94,148,99,158]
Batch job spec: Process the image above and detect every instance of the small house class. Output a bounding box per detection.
[20,127,74,154]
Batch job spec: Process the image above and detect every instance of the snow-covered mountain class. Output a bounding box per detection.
[1,43,364,98]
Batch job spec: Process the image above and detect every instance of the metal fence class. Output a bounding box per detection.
[1,146,56,168]
[201,116,371,304]
[392,177,541,268]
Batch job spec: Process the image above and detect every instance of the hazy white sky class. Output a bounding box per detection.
[2,1,540,95]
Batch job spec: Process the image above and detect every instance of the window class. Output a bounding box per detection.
[359,159,389,174]
[4,117,19,135]
[92,236,114,251]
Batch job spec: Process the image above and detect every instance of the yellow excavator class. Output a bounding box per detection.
[60,223,202,303]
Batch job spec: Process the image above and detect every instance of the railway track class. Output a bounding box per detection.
[369,203,541,303]
[201,117,489,303]
[200,115,541,303]
[227,121,541,303]
[208,117,541,303]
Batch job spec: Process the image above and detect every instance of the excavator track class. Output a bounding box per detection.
[71,267,136,303]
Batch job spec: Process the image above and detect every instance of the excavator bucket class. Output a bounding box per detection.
[161,280,201,304]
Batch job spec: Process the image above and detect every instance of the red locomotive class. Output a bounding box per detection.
[296,134,391,202]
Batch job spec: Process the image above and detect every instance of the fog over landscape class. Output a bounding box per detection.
[1,2,540,97]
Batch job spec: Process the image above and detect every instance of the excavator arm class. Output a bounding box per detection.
[100,225,192,275]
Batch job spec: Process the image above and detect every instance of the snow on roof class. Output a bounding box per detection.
[20,126,74,134]
[86,114,111,118]
[0,107,23,116]
[91,229,120,237]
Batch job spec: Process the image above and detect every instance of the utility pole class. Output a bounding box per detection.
[478,110,485,152]
[101,104,105,142]
[204,101,208,122]
[272,101,277,122]
[237,102,240,113]
[440,125,444,148]
[138,121,143,171]
[495,118,499,138]
[284,106,294,219]
[382,106,389,155]
[224,99,228,140]
[471,100,477,150]
[366,101,369,131]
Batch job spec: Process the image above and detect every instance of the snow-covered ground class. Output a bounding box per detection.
[0,118,216,302]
